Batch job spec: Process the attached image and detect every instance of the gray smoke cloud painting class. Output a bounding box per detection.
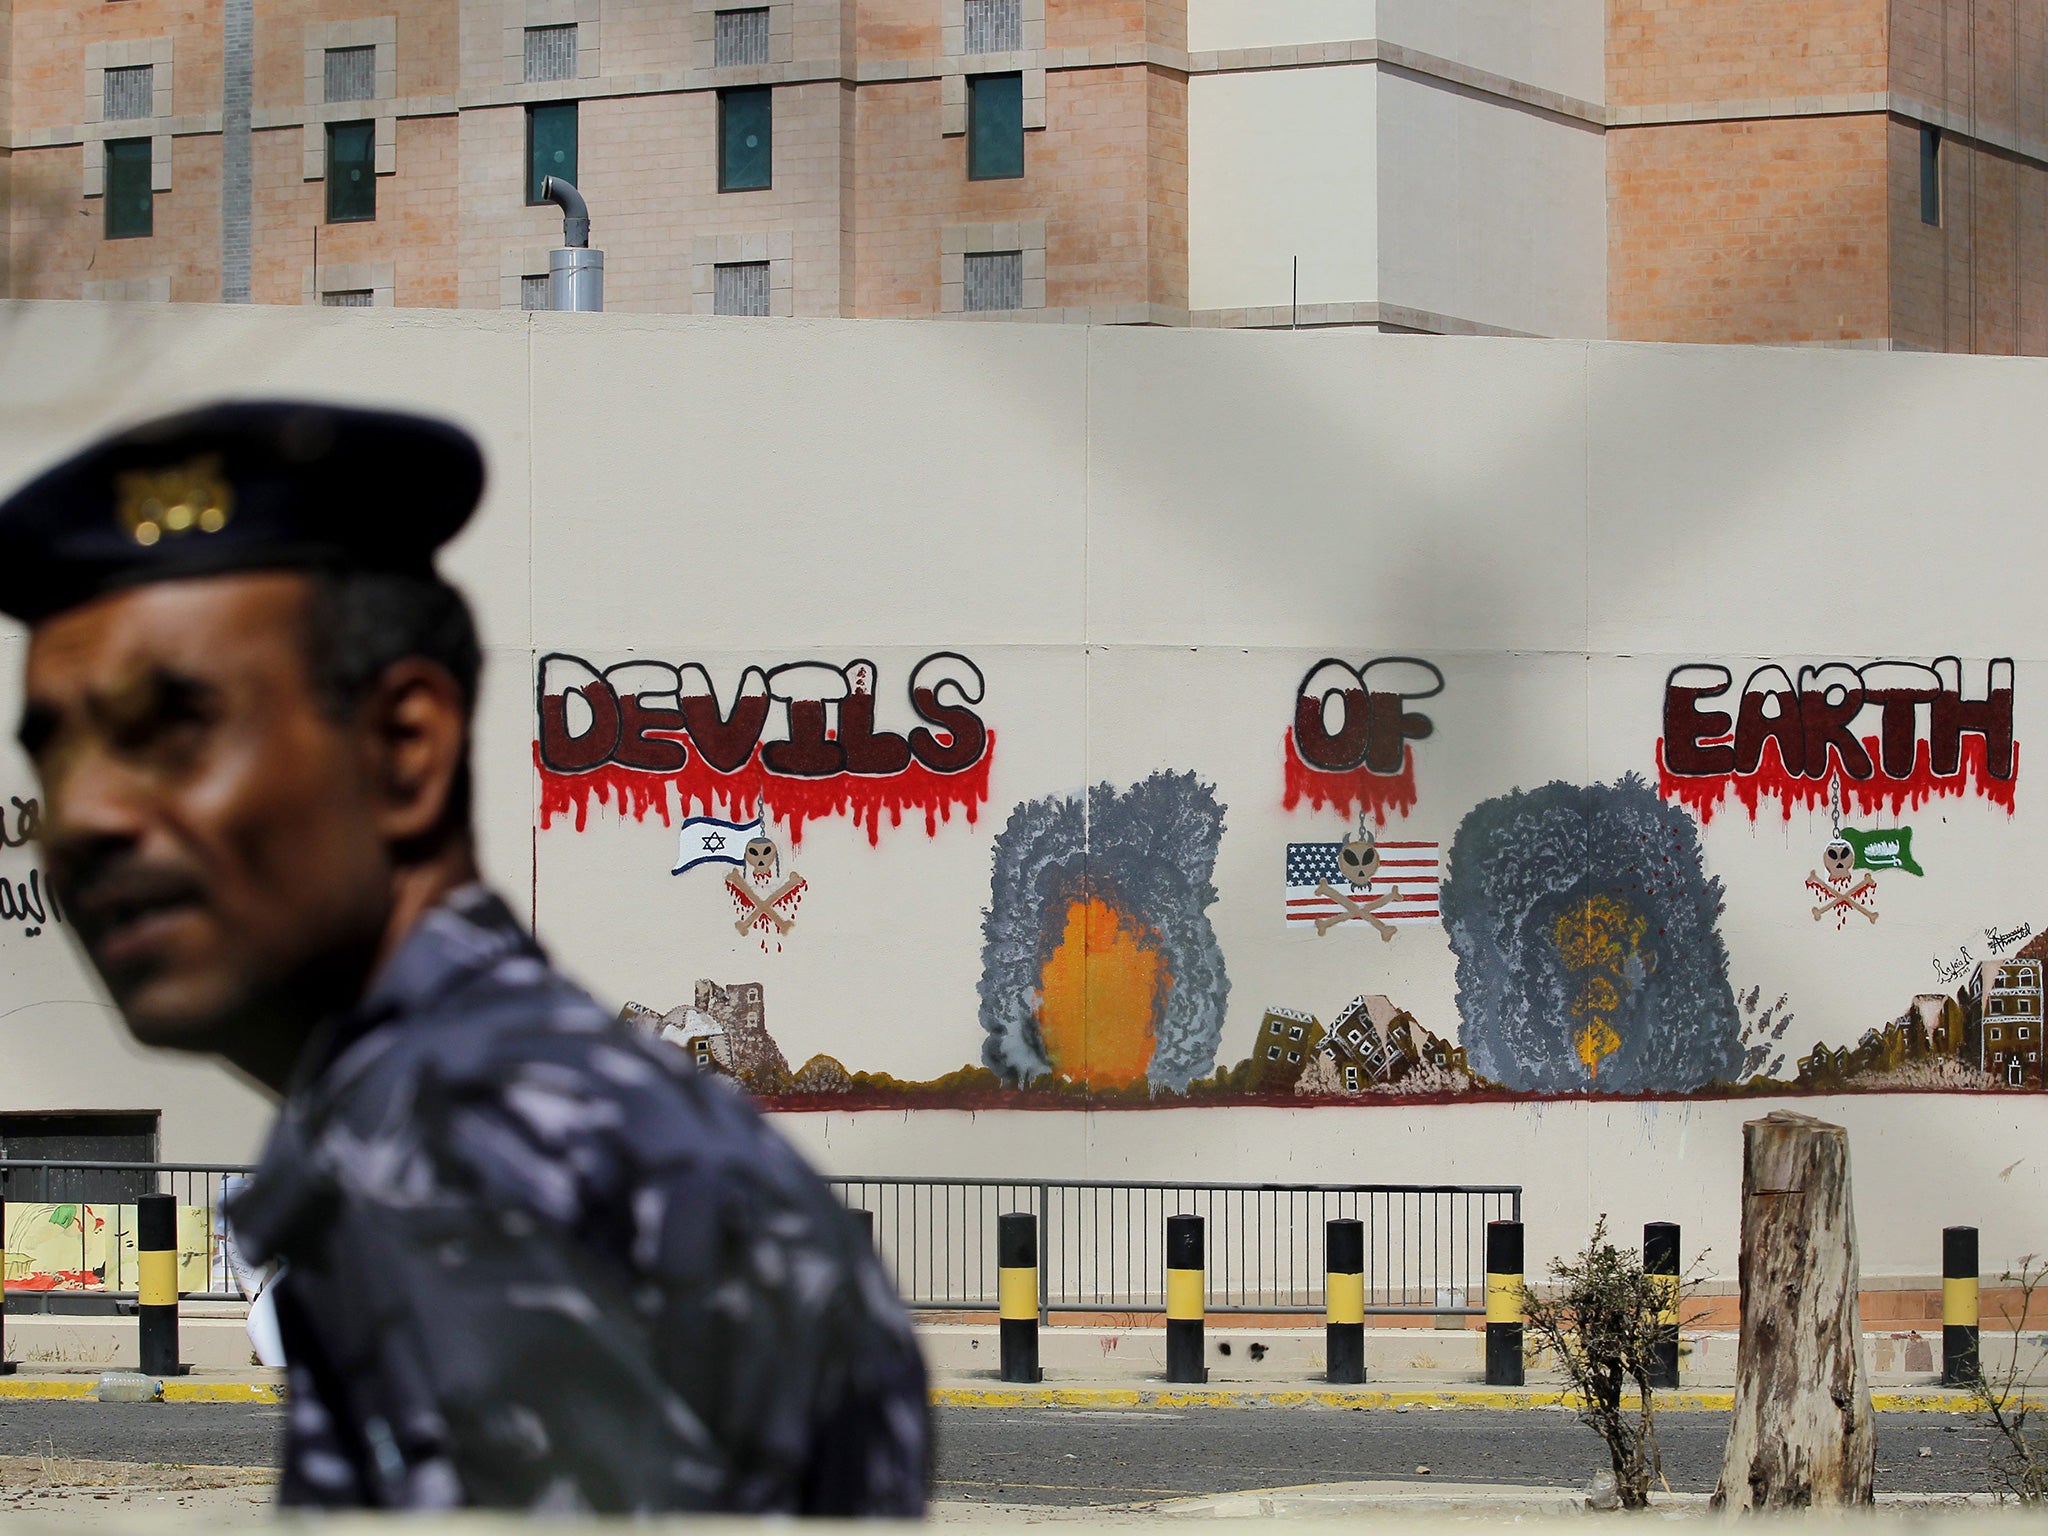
[1438,773,1743,1094]
[978,771,1229,1094]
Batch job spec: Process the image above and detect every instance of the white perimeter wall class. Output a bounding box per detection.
[1188,1,1607,337]
[0,301,2042,1283]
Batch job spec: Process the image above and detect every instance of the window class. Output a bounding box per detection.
[1287,1025,1304,1040]
[2022,1027,2033,1040]
[715,9,770,67]
[714,260,770,315]
[1343,1066,1359,1089]
[324,45,375,103]
[525,24,578,83]
[964,0,1021,53]
[521,273,551,311]
[1921,125,1941,226]
[1286,1051,1300,1064]
[1266,1045,1282,1061]
[322,289,373,307]
[963,249,1022,311]
[103,64,153,121]
[326,120,376,222]
[967,72,1023,179]
[719,87,771,190]
[527,101,578,204]
[104,137,153,239]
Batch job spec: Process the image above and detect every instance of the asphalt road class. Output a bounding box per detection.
[0,1401,2006,1503]
[0,1402,284,1469]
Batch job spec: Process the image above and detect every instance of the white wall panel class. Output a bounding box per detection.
[0,304,2040,1286]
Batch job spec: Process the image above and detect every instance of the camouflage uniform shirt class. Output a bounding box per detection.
[225,885,928,1512]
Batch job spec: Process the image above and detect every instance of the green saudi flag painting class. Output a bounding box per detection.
[1839,826,1923,876]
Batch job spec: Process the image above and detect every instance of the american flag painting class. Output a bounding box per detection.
[1284,841,1442,931]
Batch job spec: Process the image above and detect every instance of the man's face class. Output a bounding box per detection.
[19,573,394,1053]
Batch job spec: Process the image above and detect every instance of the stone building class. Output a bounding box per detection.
[4,0,2045,347]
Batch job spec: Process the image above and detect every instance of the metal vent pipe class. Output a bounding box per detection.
[541,176,604,312]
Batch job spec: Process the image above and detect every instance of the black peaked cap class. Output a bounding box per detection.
[0,400,485,624]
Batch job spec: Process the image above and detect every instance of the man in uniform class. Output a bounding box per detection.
[0,401,929,1512]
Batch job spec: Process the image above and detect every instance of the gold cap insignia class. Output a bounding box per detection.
[116,456,234,548]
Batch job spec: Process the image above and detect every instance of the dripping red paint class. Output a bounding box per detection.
[1281,730,1419,826]
[535,736,995,846]
[1655,734,2018,823]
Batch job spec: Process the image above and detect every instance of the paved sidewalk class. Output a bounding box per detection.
[931,1481,1999,1521]
[930,1480,1599,1522]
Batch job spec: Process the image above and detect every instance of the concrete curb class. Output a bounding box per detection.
[0,1376,1980,1413]
[930,1384,1984,1413]
[0,1378,284,1403]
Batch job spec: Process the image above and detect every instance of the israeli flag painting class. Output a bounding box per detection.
[673,812,766,875]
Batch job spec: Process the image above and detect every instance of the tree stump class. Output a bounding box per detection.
[1713,1110,1875,1510]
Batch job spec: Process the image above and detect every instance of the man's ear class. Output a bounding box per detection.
[363,658,469,848]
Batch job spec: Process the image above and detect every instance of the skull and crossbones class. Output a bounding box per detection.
[1316,829,1400,941]
[727,834,807,940]
[1805,838,1877,927]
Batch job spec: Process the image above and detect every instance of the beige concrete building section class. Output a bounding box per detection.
[7,0,2048,346]
[1607,0,2048,352]
[3,0,1190,321]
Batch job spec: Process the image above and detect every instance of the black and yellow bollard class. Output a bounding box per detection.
[1484,1218,1524,1387]
[1644,1220,1680,1388]
[998,1212,1042,1383]
[1165,1214,1206,1384]
[0,1197,12,1376]
[1942,1225,1979,1387]
[137,1194,187,1377]
[1325,1218,1366,1384]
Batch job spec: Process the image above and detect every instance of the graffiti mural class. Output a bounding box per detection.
[559,648,2042,1111]
[1284,826,1441,937]
[1283,658,1443,825]
[1274,996,1480,1099]
[1656,658,2018,822]
[1806,838,1879,928]
[1439,774,1745,1094]
[1,1202,211,1293]
[536,652,993,844]
[979,772,1230,1094]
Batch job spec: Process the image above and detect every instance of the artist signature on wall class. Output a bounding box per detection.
[1932,923,2034,987]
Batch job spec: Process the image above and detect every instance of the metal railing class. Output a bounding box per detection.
[0,1160,249,1303]
[827,1178,1522,1321]
[0,1161,1522,1322]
